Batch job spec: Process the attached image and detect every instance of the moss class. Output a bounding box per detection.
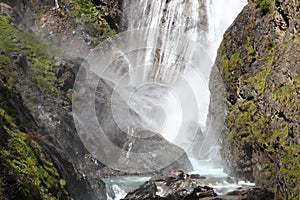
[293,76,300,87]
[229,52,240,70]
[219,43,241,94]
[67,88,73,101]
[0,108,71,199]
[253,120,299,198]
[272,85,293,105]
[221,4,298,198]
[271,76,299,113]
[247,66,272,95]
[243,38,256,63]
[0,15,58,94]
[69,0,117,41]
[262,163,269,170]
[0,177,8,200]
[254,0,275,14]
[264,170,272,177]
[227,100,257,141]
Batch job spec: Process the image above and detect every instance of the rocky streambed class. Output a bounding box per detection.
[103,171,274,200]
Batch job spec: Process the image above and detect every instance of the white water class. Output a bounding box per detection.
[121,0,246,163]
[104,0,248,199]
[120,0,212,158]
[206,0,247,59]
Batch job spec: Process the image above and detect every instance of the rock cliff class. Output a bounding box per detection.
[208,0,299,199]
[0,0,193,199]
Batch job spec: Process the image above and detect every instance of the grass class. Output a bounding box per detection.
[0,15,58,94]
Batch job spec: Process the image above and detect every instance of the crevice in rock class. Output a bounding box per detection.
[276,3,290,29]
[278,111,291,123]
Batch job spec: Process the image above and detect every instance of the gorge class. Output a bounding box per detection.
[0,0,299,200]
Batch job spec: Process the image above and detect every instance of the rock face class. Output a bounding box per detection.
[0,1,193,199]
[3,0,122,57]
[74,64,193,174]
[208,0,299,199]
[0,1,120,199]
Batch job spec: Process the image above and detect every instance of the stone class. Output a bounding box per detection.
[207,0,300,199]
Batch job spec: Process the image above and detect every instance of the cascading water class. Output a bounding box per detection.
[103,0,248,199]
[121,0,211,155]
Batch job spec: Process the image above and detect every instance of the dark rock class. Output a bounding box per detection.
[246,188,274,200]
[150,170,185,185]
[7,52,28,71]
[123,181,158,200]
[75,73,194,174]
[53,56,81,92]
[226,189,246,196]
[0,2,20,22]
[189,174,206,179]
[123,171,217,200]
[186,186,217,199]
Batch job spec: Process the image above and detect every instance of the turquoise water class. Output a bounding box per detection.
[102,176,151,200]
[102,166,255,200]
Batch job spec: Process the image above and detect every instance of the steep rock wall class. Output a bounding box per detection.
[208,0,299,199]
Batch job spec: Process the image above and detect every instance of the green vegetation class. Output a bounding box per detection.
[227,99,257,142]
[254,0,275,14]
[67,88,74,101]
[221,28,299,198]
[246,66,271,95]
[0,15,58,94]
[0,108,70,199]
[0,14,73,199]
[219,43,241,94]
[243,38,256,61]
[272,85,293,104]
[70,0,117,41]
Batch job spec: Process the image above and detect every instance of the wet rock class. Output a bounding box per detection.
[123,181,158,200]
[150,170,185,184]
[80,75,194,174]
[53,56,82,92]
[122,171,217,200]
[7,52,28,71]
[189,174,206,179]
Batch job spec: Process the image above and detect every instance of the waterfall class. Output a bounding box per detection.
[206,0,247,59]
[75,0,246,171]
[102,0,248,199]
[119,0,246,162]
[119,0,211,155]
